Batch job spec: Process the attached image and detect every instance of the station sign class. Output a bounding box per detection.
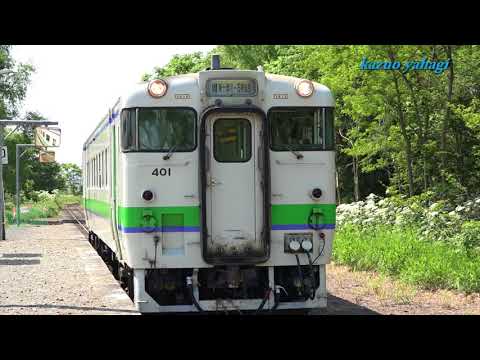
[39,151,55,163]
[35,127,61,148]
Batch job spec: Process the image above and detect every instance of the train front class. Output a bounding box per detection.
[118,56,335,312]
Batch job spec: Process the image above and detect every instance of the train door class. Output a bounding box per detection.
[204,112,265,262]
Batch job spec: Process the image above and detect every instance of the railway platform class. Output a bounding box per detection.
[0,213,139,315]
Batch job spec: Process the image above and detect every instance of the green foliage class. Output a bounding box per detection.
[143,52,211,80]
[0,45,35,119]
[334,223,480,293]
[60,163,82,195]
[5,190,81,225]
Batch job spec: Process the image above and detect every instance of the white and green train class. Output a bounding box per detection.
[82,55,336,313]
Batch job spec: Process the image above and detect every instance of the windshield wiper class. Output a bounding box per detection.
[286,145,304,160]
[163,144,177,160]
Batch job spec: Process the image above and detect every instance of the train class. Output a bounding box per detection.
[82,55,336,313]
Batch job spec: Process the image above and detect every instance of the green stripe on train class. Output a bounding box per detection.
[84,198,336,226]
[118,206,200,227]
[84,198,111,218]
[271,204,336,225]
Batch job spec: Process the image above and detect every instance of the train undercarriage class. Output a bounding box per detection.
[88,231,326,313]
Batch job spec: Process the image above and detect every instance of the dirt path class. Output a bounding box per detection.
[320,262,480,315]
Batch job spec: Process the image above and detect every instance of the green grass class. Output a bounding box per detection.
[5,193,82,225]
[333,224,480,293]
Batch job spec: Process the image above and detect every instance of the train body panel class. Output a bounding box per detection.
[83,61,336,312]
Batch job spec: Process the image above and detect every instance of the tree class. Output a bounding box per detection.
[144,45,480,203]
[0,45,34,120]
[142,52,211,80]
[60,163,82,195]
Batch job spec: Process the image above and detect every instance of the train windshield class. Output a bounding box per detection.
[269,107,334,151]
[121,108,196,152]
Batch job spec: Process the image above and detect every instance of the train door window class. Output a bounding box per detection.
[269,107,335,151]
[213,118,252,162]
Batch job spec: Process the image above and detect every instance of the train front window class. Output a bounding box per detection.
[269,107,334,151]
[121,108,196,152]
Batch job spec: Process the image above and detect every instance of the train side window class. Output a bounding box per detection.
[98,153,102,188]
[324,108,335,150]
[104,149,108,187]
[121,109,137,151]
[105,148,108,187]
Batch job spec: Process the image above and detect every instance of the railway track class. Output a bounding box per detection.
[62,204,136,302]
[62,204,88,233]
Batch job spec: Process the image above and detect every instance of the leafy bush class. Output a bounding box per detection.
[5,189,81,225]
[337,193,480,250]
[334,223,480,293]
[334,193,480,293]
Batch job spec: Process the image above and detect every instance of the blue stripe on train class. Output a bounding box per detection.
[117,225,201,233]
[115,224,336,233]
[271,224,336,230]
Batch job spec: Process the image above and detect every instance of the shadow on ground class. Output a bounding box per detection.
[0,259,41,265]
[1,253,43,258]
[0,304,138,314]
[319,294,380,315]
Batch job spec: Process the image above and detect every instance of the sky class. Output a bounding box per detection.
[11,45,216,166]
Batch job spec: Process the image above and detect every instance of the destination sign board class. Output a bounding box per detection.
[206,79,257,97]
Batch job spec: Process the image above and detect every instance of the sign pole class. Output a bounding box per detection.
[16,144,35,226]
[0,120,58,239]
[0,125,5,240]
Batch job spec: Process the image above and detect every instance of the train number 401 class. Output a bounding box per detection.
[152,168,171,176]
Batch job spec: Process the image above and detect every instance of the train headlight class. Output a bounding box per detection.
[142,190,154,202]
[296,80,314,97]
[147,79,168,98]
[301,239,313,252]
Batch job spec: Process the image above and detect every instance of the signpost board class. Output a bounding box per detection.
[1,146,7,165]
[35,127,61,148]
[39,151,55,163]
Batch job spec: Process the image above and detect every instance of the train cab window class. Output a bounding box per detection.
[121,108,196,152]
[138,108,196,152]
[269,107,334,151]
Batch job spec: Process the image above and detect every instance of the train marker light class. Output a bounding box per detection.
[311,188,322,199]
[142,190,154,201]
[147,79,168,98]
[296,80,314,97]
